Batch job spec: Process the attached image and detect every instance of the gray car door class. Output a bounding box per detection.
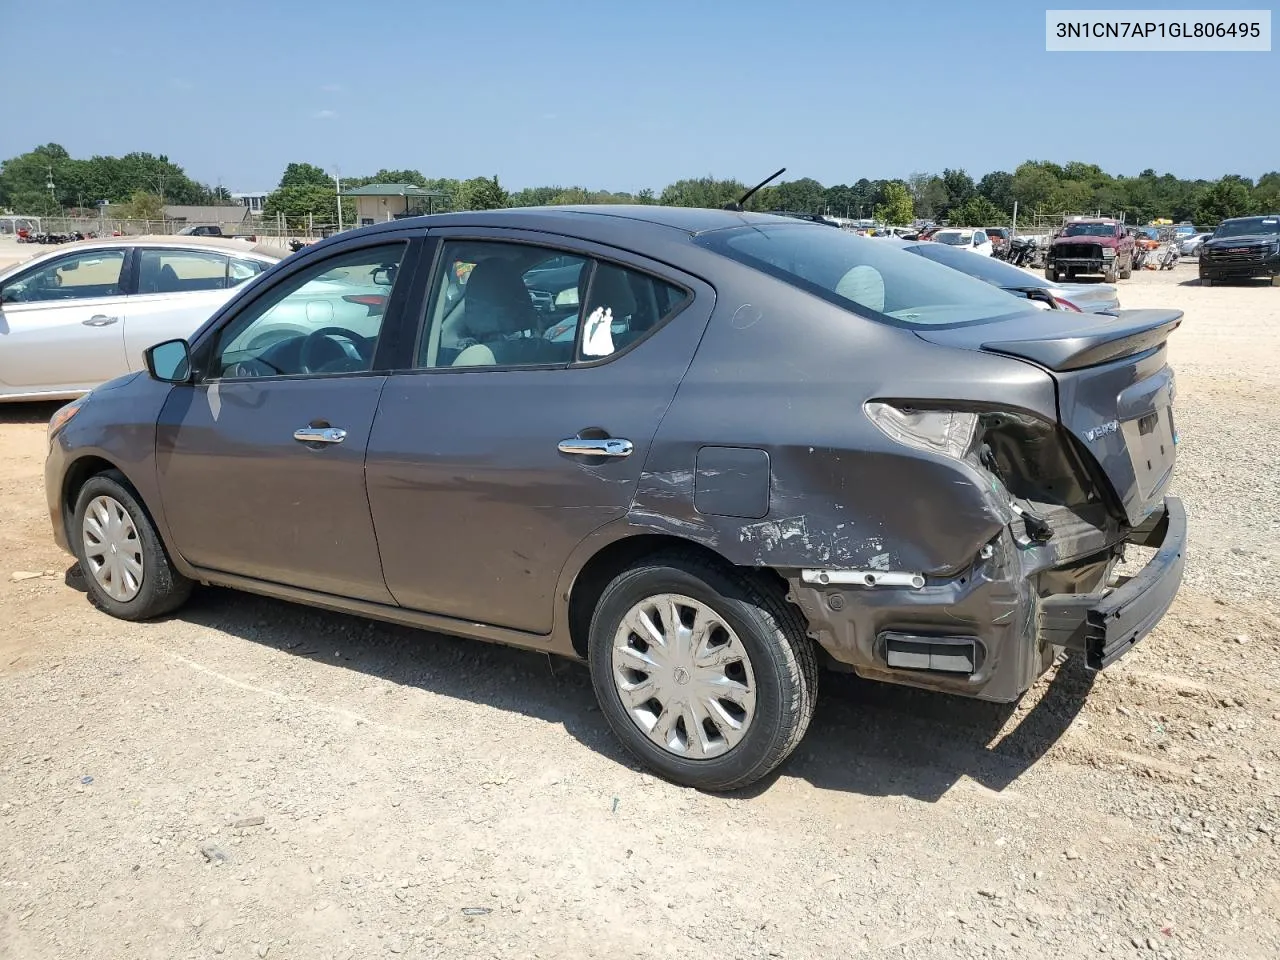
[155,235,421,602]
[365,229,715,634]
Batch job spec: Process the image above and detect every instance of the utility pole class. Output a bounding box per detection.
[46,165,56,212]
[334,167,343,232]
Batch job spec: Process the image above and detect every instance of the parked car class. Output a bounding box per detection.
[884,238,1121,313]
[982,226,1011,254]
[1199,215,1280,286]
[1045,218,1135,283]
[931,228,995,256]
[1178,232,1213,258]
[0,236,280,402]
[46,206,1186,791]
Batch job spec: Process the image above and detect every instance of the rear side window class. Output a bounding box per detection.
[574,263,688,363]
[697,223,1027,328]
[138,249,231,293]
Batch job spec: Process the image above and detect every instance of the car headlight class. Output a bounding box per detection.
[48,395,88,443]
[1102,248,1116,258]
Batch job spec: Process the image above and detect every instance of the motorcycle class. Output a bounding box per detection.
[1005,236,1038,267]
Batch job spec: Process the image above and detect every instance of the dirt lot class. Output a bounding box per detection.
[2,264,1278,960]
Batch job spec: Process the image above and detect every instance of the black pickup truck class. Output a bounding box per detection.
[1199,214,1280,286]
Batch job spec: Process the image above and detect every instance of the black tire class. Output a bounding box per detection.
[1103,263,1117,283]
[1044,266,1057,283]
[587,552,818,792]
[1119,256,1132,280]
[71,471,193,621]
[1201,277,1213,287]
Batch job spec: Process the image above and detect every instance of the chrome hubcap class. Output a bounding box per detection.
[611,593,757,760]
[82,495,144,602]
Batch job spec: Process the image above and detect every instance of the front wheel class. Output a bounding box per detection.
[587,553,818,792]
[1045,266,1057,282]
[1103,263,1118,283]
[72,472,193,621]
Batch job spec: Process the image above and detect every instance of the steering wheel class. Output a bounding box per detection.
[299,326,364,374]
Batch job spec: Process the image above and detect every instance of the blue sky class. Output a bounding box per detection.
[3,0,1276,192]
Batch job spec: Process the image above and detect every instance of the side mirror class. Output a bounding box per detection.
[144,338,192,384]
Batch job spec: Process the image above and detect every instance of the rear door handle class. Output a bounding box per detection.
[82,315,118,327]
[294,426,347,445]
[558,437,633,458]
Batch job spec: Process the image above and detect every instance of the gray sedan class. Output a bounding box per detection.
[45,206,1185,791]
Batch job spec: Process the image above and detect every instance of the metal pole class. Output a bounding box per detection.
[335,170,343,231]
[1012,200,1018,238]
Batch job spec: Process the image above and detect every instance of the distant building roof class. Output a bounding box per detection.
[341,183,445,198]
[162,205,252,224]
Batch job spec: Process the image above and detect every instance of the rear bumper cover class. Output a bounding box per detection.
[787,496,1186,702]
[1039,496,1186,670]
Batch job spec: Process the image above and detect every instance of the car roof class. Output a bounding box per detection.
[353,204,808,239]
[0,235,281,276]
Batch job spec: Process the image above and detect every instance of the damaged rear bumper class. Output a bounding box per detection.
[1039,496,1186,670]
[786,496,1186,702]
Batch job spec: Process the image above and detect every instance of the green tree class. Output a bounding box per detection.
[1011,162,1059,209]
[976,171,1014,211]
[263,184,339,226]
[1050,180,1095,214]
[636,187,656,204]
[659,176,745,209]
[907,173,949,220]
[939,168,974,216]
[1253,171,1280,211]
[773,177,826,214]
[278,162,333,190]
[457,175,509,210]
[1195,176,1258,225]
[949,196,1007,227]
[120,190,165,221]
[873,181,914,224]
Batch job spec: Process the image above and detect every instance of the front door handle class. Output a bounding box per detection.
[82,315,118,327]
[558,437,633,458]
[293,426,347,445]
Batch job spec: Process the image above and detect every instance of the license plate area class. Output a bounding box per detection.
[1122,405,1175,500]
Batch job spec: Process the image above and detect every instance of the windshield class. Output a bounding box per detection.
[1214,217,1280,239]
[1063,223,1116,237]
[902,242,1042,288]
[696,223,1031,327]
[934,231,972,245]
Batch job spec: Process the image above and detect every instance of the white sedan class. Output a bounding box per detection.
[0,236,280,402]
[930,228,995,256]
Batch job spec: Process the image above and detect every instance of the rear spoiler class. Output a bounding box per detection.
[980,309,1183,371]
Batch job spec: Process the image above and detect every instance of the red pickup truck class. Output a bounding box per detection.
[1045,218,1135,283]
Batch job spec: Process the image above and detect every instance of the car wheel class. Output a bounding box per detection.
[1271,275,1280,287]
[1103,263,1117,283]
[1119,256,1132,279]
[72,472,193,621]
[587,553,818,792]
[1044,266,1057,282]
[1201,277,1213,287]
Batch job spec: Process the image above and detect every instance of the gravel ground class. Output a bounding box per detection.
[1,263,1278,960]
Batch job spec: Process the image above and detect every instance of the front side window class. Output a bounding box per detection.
[0,249,127,304]
[209,242,406,379]
[697,222,1028,328]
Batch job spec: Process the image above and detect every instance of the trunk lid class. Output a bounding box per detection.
[915,308,1182,525]
[1050,281,1119,314]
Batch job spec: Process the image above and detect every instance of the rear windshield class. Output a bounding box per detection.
[903,241,1043,288]
[1214,217,1279,238]
[696,223,1030,327]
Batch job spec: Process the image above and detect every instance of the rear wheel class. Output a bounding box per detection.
[72,472,193,621]
[1119,255,1132,279]
[587,553,818,792]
